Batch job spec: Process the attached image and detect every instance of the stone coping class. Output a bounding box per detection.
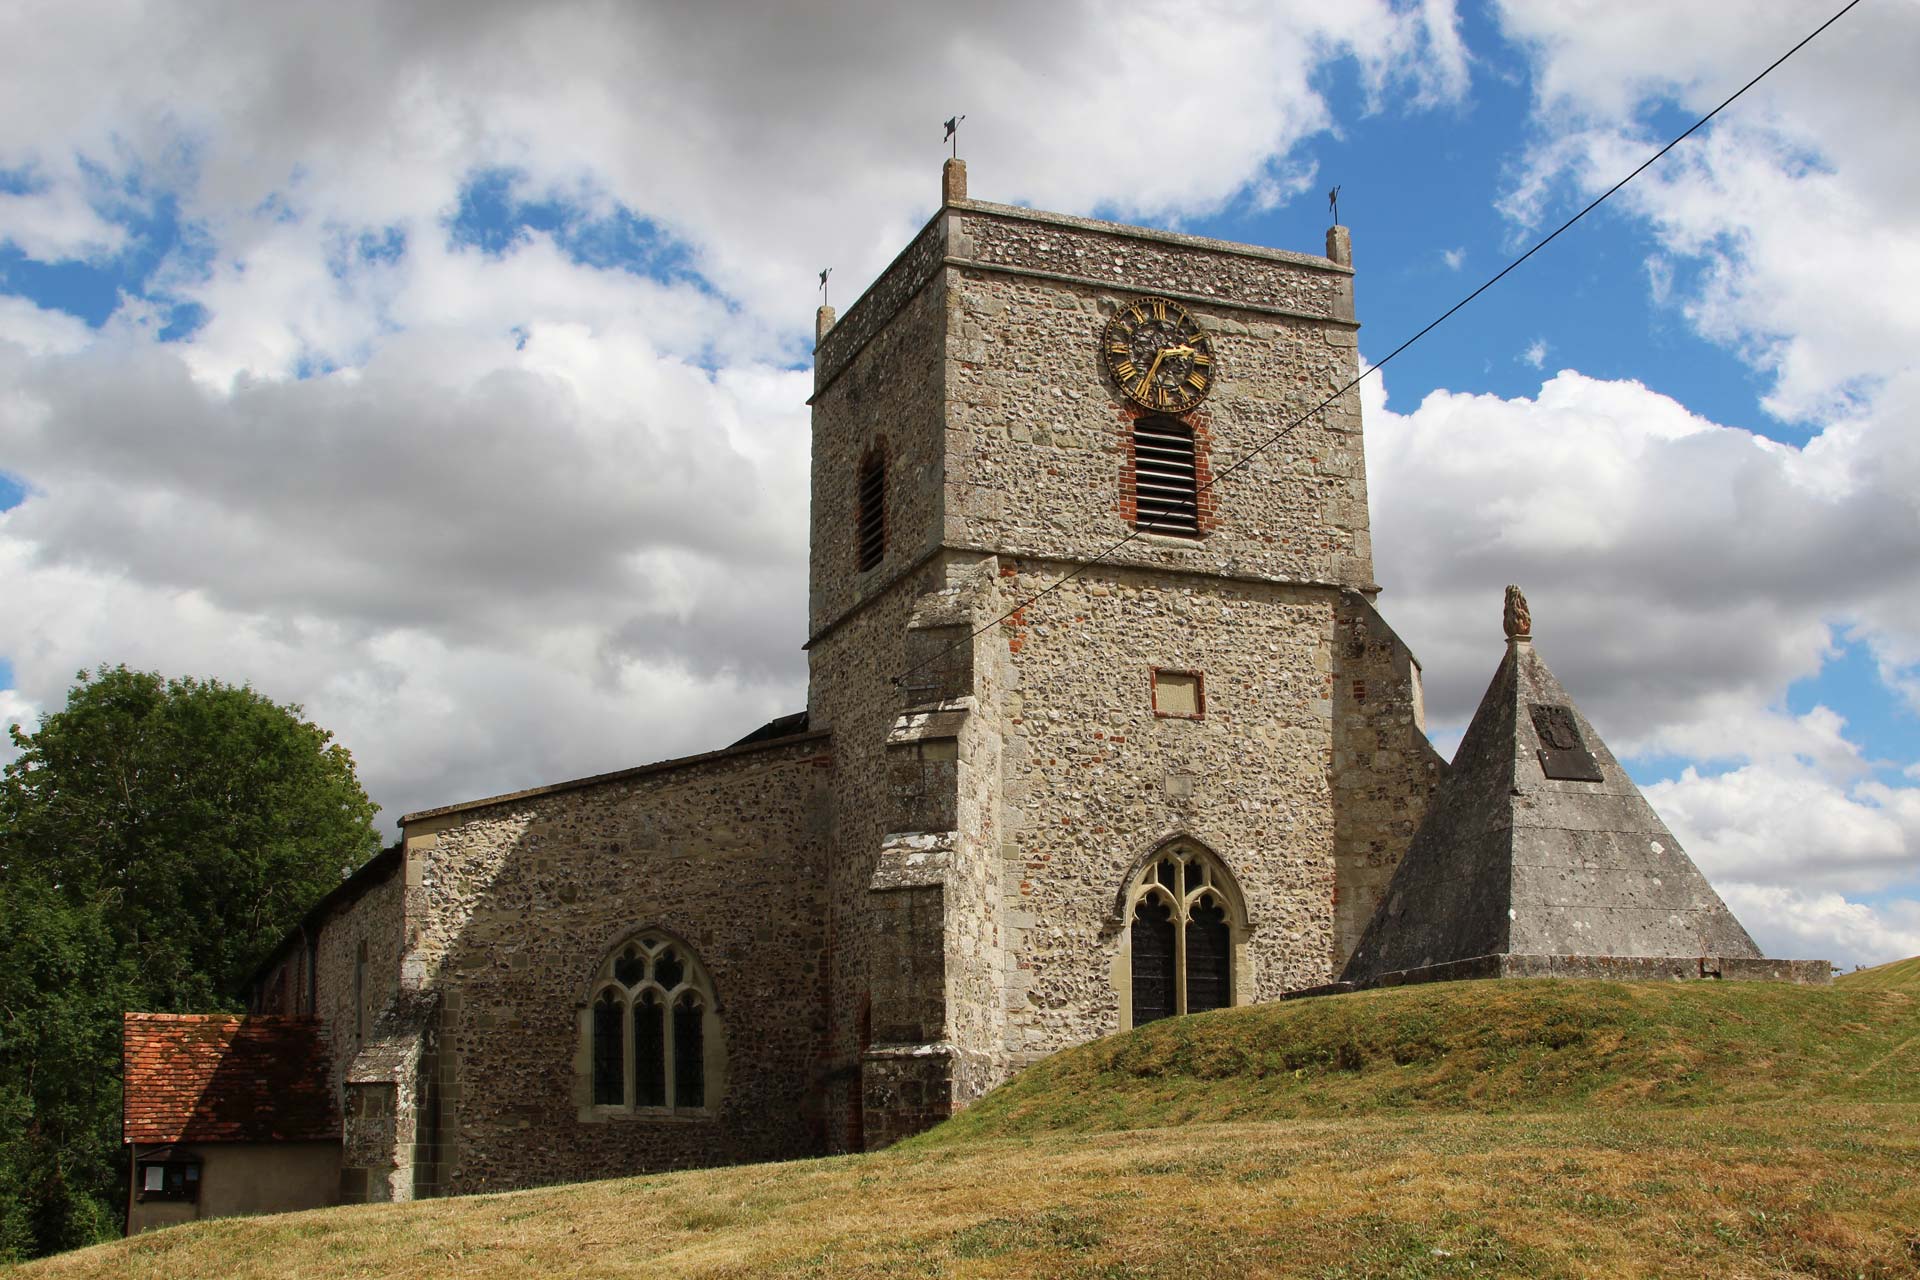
[814,198,1352,395]
[398,728,831,825]
[1286,952,1833,999]
[953,198,1354,275]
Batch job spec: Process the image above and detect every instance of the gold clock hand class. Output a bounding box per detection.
[1142,348,1168,388]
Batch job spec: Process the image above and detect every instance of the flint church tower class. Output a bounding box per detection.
[804,160,1440,1147]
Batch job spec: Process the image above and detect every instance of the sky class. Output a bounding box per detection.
[1,0,1915,970]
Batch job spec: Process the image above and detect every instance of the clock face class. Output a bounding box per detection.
[1101,296,1215,413]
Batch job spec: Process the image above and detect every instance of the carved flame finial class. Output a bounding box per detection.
[1503,585,1532,641]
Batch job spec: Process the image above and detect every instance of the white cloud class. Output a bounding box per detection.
[1367,365,1920,759]
[0,686,36,764]
[0,1,1473,374]
[0,181,127,263]
[1520,337,1547,369]
[1365,356,1920,958]
[0,0,1914,976]
[1441,246,1465,270]
[1717,883,1920,972]
[0,2,1474,836]
[1647,759,1920,896]
[0,296,92,359]
[1493,1,1920,423]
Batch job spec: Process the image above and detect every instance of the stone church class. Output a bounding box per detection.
[125,160,1815,1220]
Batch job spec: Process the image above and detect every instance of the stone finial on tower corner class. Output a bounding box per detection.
[1503,585,1532,642]
[1326,224,1352,267]
[816,305,836,346]
[943,157,967,205]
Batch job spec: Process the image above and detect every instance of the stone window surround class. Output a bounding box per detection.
[1151,667,1205,719]
[1109,838,1252,1032]
[573,928,728,1123]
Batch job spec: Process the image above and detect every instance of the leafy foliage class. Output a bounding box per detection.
[0,666,380,1259]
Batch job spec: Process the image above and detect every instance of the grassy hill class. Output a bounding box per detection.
[1836,953,1920,991]
[17,978,1920,1279]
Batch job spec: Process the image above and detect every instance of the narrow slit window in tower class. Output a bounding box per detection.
[856,443,887,571]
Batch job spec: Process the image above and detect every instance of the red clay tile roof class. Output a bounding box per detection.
[123,1013,339,1144]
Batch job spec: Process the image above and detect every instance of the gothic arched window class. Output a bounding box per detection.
[1116,843,1244,1029]
[581,931,723,1115]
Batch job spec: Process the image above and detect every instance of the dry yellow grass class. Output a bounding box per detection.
[19,979,1920,1278]
[18,1103,1920,1279]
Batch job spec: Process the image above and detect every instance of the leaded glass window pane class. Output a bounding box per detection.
[655,947,685,992]
[1186,895,1231,1013]
[592,991,624,1105]
[673,994,704,1108]
[634,991,666,1107]
[1130,896,1177,1025]
[614,946,645,987]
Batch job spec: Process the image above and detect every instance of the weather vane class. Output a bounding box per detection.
[944,114,966,160]
[1328,184,1341,224]
[818,266,832,308]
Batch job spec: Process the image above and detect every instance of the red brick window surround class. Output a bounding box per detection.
[1117,414,1218,538]
[855,439,887,572]
[1152,668,1204,719]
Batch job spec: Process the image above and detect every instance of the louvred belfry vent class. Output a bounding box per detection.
[1131,417,1199,536]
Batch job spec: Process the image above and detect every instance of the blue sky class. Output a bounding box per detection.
[0,0,1913,966]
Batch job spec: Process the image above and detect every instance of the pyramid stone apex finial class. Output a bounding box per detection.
[1503,585,1531,641]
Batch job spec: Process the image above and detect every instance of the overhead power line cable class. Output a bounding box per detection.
[889,0,1863,692]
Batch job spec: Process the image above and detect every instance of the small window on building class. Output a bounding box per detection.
[1152,669,1204,719]
[856,441,888,572]
[1131,417,1200,537]
[136,1152,201,1203]
[582,932,723,1116]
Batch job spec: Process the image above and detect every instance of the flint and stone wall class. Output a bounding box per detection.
[394,733,833,1192]
[1330,595,1448,972]
[991,562,1344,1064]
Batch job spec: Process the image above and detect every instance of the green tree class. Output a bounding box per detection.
[0,666,381,1258]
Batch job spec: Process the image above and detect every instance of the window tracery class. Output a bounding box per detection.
[583,931,721,1115]
[1116,843,1243,1028]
